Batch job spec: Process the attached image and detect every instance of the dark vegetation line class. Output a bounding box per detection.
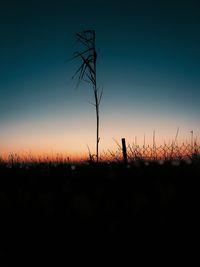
[0,140,199,164]
[0,145,199,260]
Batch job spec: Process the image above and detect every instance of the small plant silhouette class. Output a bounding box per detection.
[71,30,102,163]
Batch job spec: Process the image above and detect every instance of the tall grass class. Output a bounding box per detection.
[0,140,200,166]
[102,141,200,163]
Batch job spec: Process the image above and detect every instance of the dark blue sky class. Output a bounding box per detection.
[0,0,200,156]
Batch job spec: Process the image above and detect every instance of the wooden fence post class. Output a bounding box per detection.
[122,138,128,166]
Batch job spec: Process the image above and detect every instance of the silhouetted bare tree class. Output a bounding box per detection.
[72,30,102,162]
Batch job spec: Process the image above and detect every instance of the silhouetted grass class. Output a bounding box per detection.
[0,147,199,262]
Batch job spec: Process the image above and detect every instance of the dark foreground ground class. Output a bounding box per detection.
[0,160,199,262]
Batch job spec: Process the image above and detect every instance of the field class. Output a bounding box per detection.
[0,155,199,261]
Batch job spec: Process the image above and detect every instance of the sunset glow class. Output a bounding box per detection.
[0,0,200,161]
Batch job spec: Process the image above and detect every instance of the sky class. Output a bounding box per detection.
[0,0,200,159]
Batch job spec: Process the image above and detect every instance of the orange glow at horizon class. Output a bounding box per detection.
[0,129,198,162]
[0,105,199,161]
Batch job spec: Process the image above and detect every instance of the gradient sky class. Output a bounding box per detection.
[0,0,200,158]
